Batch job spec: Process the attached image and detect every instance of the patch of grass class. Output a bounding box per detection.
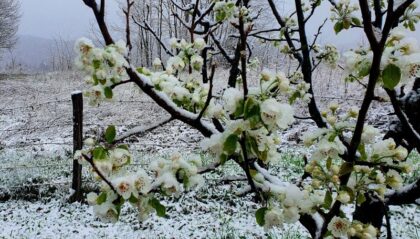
[405,150,420,184]
[271,152,306,181]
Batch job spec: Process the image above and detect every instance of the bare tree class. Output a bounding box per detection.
[0,0,20,51]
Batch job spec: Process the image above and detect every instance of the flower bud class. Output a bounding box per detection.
[312,179,321,188]
[329,102,339,113]
[331,165,340,175]
[348,107,359,118]
[305,164,314,173]
[332,175,340,184]
[326,115,337,125]
[153,58,162,68]
[394,146,408,161]
[337,191,351,204]
[400,163,412,173]
[84,138,95,147]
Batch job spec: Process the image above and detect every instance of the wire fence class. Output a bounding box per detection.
[0,91,367,197]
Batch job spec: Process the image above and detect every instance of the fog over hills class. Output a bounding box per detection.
[0,35,75,73]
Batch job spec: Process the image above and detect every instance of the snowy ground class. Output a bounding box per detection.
[0,71,419,238]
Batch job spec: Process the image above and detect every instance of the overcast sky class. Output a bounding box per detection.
[18,0,419,45]
[18,0,120,39]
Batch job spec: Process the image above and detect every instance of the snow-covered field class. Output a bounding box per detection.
[0,71,419,238]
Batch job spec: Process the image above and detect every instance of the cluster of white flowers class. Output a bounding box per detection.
[343,27,420,87]
[147,69,210,111]
[315,44,340,68]
[327,217,378,238]
[74,38,129,106]
[75,133,204,223]
[254,69,311,104]
[213,0,237,22]
[201,71,300,165]
[299,101,412,237]
[402,2,420,31]
[383,27,420,83]
[166,38,206,73]
[303,103,411,198]
[330,0,361,33]
[150,152,204,194]
[257,184,325,230]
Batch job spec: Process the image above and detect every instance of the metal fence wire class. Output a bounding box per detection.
[0,92,366,198]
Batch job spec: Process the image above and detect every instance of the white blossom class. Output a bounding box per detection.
[223,87,243,114]
[260,99,294,130]
[327,216,350,238]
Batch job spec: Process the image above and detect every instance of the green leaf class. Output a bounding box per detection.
[246,136,260,158]
[334,21,344,34]
[323,191,333,209]
[93,60,101,69]
[104,87,113,99]
[93,146,107,161]
[96,192,107,205]
[128,194,139,204]
[223,134,239,155]
[105,125,116,144]
[244,98,261,128]
[339,162,354,176]
[148,198,166,217]
[220,153,229,165]
[351,17,361,26]
[233,100,245,118]
[92,74,99,85]
[382,64,402,90]
[216,11,226,22]
[244,98,260,119]
[117,144,129,150]
[408,21,416,31]
[358,60,371,77]
[326,157,332,171]
[343,19,351,29]
[255,207,268,226]
[358,143,367,161]
[114,196,125,216]
[356,193,366,205]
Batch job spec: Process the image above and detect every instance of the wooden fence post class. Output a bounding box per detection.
[70,91,83,202]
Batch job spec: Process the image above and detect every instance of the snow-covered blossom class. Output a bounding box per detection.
[169,38,178,48]
[206,99,224,119]
[133,169,152,195]
[75,38,129,105]
[317,44,340,67]
[260,99,294,130]
[214,1,237,22]
[109,148,131,167]
[153,58,162,68]
[223,87,243,114]
[311,137,346,161]
[386,170,403,189]
[92,191,119,223]
[167,56,186,71]
[193,38,206,50]
[264,207,283,229]
[113,176,134,200]
[361,125,380,144]
[327,216,351,238]
[191,55,204,71]
[154,172,181,195]
[86,192,98,205]
[337,191,351,204]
